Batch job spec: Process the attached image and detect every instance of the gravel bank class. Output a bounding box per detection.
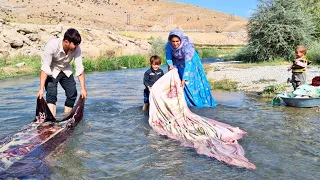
[207,62,319,92]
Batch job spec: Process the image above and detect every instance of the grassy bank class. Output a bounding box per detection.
[0,56,42,80]
[0,47,225,81]
[0,55,151,80]
[81,55,149,72]
[208,78,238,90]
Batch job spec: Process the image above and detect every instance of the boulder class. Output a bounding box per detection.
[87,35,93,41]
[15,47,42,57]
[16,62,25,67]
[16,24,40,34]
[27,34,40,42]
[2,31,24,48]
[107,34,121,43]
[39,34,56,44]
[0,19,5,24]
[40,24,63,35]
[0,49,10,58]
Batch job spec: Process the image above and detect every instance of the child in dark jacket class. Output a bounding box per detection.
[143,55,164,110]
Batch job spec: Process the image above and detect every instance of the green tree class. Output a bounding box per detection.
[247,0,315,61]
[300,0,320,37]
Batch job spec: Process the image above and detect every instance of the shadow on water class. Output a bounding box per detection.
[0,66,319,179]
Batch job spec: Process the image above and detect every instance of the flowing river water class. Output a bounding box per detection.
[0,66,319,179]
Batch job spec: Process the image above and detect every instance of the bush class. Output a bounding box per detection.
[150,37,166,64]
[306,41,320,64]
[197,48,219,59]
[232,46,257,62]
[116,55,148,68]
[260,84,289,98]
[150,37,166,57]
[81,55,148,72]
[0,58,6,67]
[301,0,320,37]
[247,0,315,62]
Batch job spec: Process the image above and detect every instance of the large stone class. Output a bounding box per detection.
[40,24,63,35]
[27,34,40,42]
[16,62,25,67]
[39,34,56,44]
[107,34,121,43]
[15,47,42,57]
[0,42,11,50]
[0,49,10,58]
[87,35,93,41]
[16,24,39,34]
[0,21,152,58]
[2,31,24,48]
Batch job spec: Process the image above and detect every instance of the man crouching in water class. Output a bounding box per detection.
[37,28,88,117]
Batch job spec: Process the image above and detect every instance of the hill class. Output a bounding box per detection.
[0,0,248,58]
[0,0,248,32]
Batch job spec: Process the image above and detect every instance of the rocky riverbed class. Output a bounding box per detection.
[207,62,320,92]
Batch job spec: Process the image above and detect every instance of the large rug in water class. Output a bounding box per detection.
[148,69,256,169]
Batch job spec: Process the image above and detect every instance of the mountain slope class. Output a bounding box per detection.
[0,0,247,32]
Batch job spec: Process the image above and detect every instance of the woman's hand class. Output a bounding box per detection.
[169,65,174,70]
[181,80,186,89]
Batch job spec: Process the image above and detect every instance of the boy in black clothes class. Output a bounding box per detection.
[143,55,164,110]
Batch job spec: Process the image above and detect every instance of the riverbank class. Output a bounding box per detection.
[0,48,221,80]
[0,55,150,80]
[207,62,320,93]
[2,56,319,96]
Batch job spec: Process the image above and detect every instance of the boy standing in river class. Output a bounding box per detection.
[287,45,312,90]
[142,55,164,110]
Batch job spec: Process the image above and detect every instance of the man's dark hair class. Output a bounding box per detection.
[63,28,81,45]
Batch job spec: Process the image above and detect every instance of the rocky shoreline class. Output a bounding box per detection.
[0,20,151,58]
[207,62,319,92]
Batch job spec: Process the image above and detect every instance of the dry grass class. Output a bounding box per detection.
[118,32,136,38]
[252,78,277,84]
[230,60,291,69]
[259,83,291,98]
[204,65,220,74]
[208,78,238,90]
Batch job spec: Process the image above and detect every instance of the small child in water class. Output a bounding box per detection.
[142,55,164,110]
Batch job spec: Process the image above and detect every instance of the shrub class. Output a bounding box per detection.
[247,0,315,62]
[260,84,289,98]
[197,48,219,59]
[150,37,166,64]
[306,41,320,64]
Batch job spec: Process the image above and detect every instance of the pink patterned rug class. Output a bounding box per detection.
[148,69,256,169]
